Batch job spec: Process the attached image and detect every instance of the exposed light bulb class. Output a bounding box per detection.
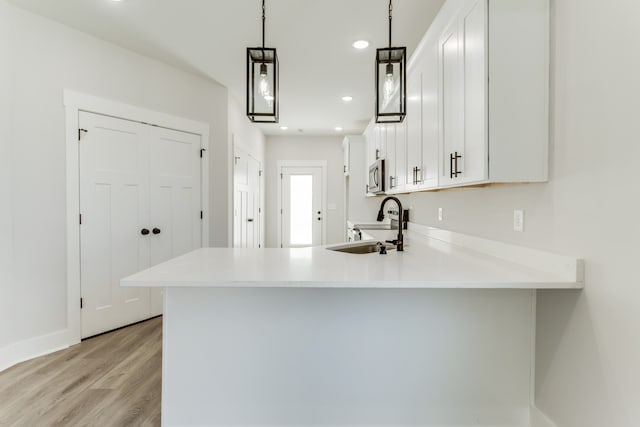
[383,63,395,102]
[259,63,271,98]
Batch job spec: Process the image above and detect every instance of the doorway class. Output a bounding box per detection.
[233,145,262,248]
[66,90,210,343]
[78,111,203,338]
[277,161,327,248]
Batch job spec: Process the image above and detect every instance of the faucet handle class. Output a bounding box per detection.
[385,239,399,245]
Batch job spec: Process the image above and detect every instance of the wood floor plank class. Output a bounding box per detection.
[0,317,162,427]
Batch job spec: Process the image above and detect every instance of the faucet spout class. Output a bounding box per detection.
[376,196,404,251]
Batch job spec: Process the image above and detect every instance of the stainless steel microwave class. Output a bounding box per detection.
[368,159,385,194]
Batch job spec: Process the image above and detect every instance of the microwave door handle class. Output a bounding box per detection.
[374,167,379,187]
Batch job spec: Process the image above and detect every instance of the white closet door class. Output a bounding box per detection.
[80,112,202,336]
[148,126,202,316]
[79,112,151,338]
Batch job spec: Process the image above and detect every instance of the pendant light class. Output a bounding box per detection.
[247,0,279,123]
[375,0,406,123]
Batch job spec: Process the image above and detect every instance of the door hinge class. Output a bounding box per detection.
[259,170,263,177]
[281,208,283,214]
[80,298,83,309]
[200,211,203,219]
[79,214,82,225]
[78,128,88,141]
[200,148,206,158]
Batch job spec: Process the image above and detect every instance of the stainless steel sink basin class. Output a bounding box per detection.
[352,223,394,230]
[326,241,395,254]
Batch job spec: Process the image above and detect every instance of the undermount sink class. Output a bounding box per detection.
[352,223,394,230]
[326,241,396,254]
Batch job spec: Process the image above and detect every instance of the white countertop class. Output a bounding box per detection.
[121,228,583,290]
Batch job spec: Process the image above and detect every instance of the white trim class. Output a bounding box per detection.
[530,405,558,427]
[0,329,72,373]
[276,160,328,248]
[407,222,584,285]
[65,90,210,345]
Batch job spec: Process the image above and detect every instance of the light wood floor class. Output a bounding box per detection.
[0,317,162,427]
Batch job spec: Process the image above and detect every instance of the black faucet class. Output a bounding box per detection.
[376,196,404,251]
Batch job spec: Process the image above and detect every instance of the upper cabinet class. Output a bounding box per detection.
[439,0,487,187]
[364,0,549,194]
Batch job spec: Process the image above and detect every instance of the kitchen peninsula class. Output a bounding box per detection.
[122,225,582,427]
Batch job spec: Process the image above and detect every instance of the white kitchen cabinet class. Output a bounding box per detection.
[343,136,374,228]
[342,138,350,176]
[437,0,548,187]
[438,0,488,186]
[404,69,422,190]
[386,121,406,193]
[363,0,549,194]
[403,55,438,191]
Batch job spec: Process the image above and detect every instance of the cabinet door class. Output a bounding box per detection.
[342,139,350,176]
[385,124,397,192]
[405,70,423,189]
[394,120,407,192]
[439,0,487,186]
[421,41,440,189]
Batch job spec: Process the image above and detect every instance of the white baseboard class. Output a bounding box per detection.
[531,405,558,427]
[0,329,77,372]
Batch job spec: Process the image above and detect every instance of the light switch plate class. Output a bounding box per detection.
[438,208,443,221]
[513,209,524,232]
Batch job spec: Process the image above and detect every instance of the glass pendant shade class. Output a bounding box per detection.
[376,46,406,123]
[247,47,279,123]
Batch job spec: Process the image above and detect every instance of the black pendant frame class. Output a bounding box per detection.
[247,47,279,123]
[375,46,407,123]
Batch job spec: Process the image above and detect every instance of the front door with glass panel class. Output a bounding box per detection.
[280,166,323,248]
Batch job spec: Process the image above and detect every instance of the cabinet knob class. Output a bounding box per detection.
[141,228,150,236]
[152,228,161,235]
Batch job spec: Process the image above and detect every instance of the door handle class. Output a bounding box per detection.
[247,219,254,222]
[141,228,150,236]
[152,228,161,235]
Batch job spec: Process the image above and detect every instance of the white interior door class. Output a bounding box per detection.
[80,111,202,337]
[79,112,151,338]
[233,146,261,249]
[148,126,202,316]
[280,166,323,248]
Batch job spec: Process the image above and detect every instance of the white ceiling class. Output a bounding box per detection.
[9,0,445,136]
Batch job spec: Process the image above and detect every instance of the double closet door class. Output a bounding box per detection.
[79,111,202,338]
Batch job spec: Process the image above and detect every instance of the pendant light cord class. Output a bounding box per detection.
[388,0,393,48]
[262,0,266,48]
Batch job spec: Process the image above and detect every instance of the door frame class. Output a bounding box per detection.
[276,160,328,248]
[64,90,210,344]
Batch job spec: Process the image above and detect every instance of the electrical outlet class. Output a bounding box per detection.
[513,209,524,232]
[438,208,443,221]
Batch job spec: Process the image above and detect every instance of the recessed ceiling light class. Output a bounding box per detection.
[341,96,353,102]
[280,126,288,130]
[353,40,370,50]
[335,127,343,132]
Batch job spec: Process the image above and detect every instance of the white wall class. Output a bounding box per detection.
[0,0,230,368]
[374,1,640,425]
[0,3,13,350]
[265,136,344,248]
